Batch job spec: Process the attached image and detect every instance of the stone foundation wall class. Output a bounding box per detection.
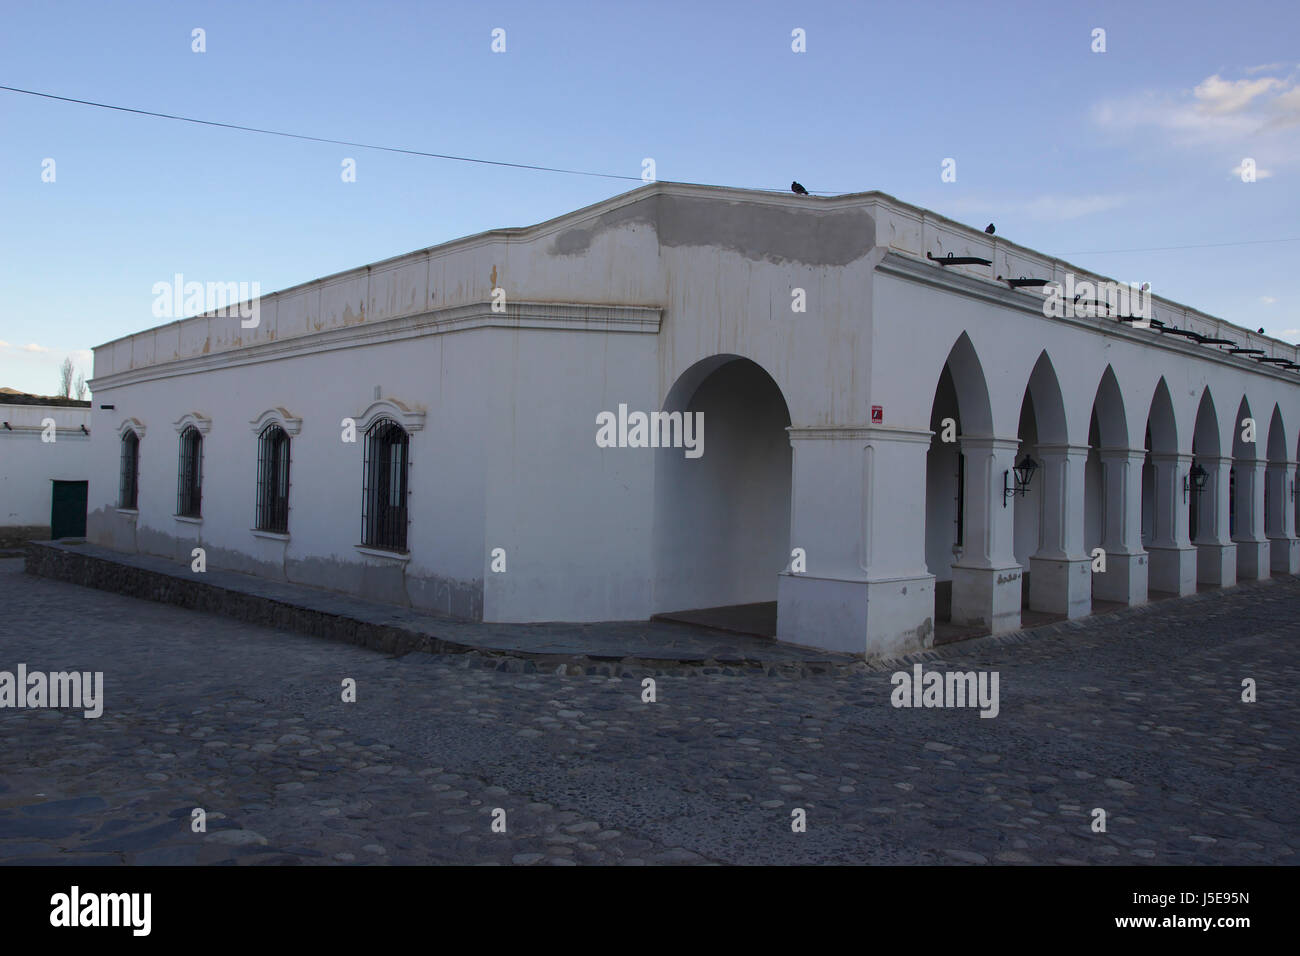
[24,541,450,658]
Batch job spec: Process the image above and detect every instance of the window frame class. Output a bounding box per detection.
[176,425,204,518]
[255,423,291,533]
[361,417,410,552]
[119,429,140,510]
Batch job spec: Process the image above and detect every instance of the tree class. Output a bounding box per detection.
[75,371,87,400]
[58,357,74,398]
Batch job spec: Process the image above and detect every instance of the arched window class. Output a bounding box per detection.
[177,425,203,517]
[256,424,291,532]
[362,418,409,551]
[119,430,140,509]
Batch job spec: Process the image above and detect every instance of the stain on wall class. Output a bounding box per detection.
[549,193,875,267]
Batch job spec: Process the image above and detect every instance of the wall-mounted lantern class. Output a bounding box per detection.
[1003,454,1038,507]
[1184,462,1209,502]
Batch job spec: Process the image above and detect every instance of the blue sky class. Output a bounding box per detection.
[2,0,1297,395]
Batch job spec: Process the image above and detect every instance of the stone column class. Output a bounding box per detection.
[1232,458,1270,580]
[777,425,937,659]
[1029,443,1092,617]
[1195,456,1236,586]
[1146,452,1196,595]
[1267,460,1300,574]
[949,436,1022,634]
[1094,447,1149,605]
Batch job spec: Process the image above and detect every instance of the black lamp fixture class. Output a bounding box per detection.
[1003,454,1038,506]
[1184,462,1209,502]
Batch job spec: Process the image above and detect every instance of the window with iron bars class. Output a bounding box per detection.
[119,430,140,509]
[177,425,203,517]
[362,418,409,551]
[255,424,291,533]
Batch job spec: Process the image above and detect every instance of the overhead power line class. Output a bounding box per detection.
[0,84,645,183]
[3,85,1299,251]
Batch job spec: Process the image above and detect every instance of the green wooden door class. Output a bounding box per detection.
[51,480,88,539]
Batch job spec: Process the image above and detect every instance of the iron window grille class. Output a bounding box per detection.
[255,424,291,533]
[177,425,203,517]
[119,430,140,509]
[362,417,409,551]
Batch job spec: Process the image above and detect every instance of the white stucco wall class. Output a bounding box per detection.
[84,182,1300,656]
[0,403,91,531]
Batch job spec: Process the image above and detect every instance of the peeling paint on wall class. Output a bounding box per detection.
[549,194,876,266]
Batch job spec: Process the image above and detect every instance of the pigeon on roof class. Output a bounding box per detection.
[791,181,809,195]
[985,223,995,234]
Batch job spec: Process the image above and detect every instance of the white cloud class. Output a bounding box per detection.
[1277,327,1300,340]
[1261,296,1277,305]
[1244,62,1290,75]
[1093,69,1300,146]
[1193,74,1283,114]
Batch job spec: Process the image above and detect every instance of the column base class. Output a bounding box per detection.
[1196,542,1236,586]
[1269,536,1300,575]
[1147,545,1196,595]
[1091,550,1148,606]
[950,563,1022,634]
[1029,556,1092,618]
[776,571,936,659]
[1232,538,1270,581]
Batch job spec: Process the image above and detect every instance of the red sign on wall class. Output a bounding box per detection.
[871,405,883,424]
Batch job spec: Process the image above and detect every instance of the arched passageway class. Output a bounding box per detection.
[652,356,792,634]
[1016,353,1090,618]
[1087,367,1147,606]
[1263,406,1299,573]
[1143,379,1195,595]
[1232,397,1270,580]
[1191,390,1236,586]
[924,334,994,631]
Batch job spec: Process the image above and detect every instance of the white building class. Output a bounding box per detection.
[0,391,92,544]
[85,183,1300,658]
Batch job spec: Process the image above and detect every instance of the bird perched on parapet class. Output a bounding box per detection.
[1258,327,1266,334]
[985,223,996,234]
[791,181,809,195]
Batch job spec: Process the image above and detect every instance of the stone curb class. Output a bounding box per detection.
[22,541,862,677]
[23,541,1294,679]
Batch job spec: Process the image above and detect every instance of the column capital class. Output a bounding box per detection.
[1098,446,1148,458]
[1035,443,1092,458]
[959,435,1020,453]
[1197,455,1234,468]
[1150,452,1193,465]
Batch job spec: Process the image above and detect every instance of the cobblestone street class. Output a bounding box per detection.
[1,557,1296,865]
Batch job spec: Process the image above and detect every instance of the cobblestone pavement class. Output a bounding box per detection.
[1,557,1297,865]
